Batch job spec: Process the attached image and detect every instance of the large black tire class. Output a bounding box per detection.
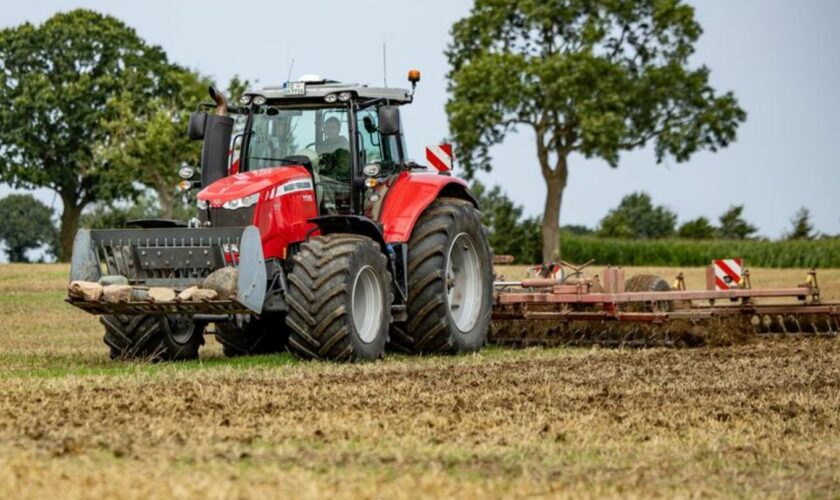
[285,235,393,361]
[215,317,288,357]
[624,274,673,312]
[102,314,205,361]
[390,197,494,355]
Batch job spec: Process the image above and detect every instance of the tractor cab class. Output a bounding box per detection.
[216,75,416,217]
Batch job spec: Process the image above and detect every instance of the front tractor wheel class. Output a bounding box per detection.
[102,314,205,361]
[285,235,393,362]
[390,197,494,355]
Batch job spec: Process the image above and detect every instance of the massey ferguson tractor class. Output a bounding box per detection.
[67,71,494,362]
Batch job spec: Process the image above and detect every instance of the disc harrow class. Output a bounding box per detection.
[491,263,839,348]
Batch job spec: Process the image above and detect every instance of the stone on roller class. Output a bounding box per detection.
[148,287,177,302]
[98,275,129,287]
[202,267,239,299]
[180,286,219,301]
[102,284,132,303]
[68,281,103,301]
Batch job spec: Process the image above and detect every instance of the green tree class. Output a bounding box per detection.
[446,0,746,260]
[786,207,815,240]
[561,224,593,236]
[99,67,211,218]
[471,181,542,263]
[0,194,56,262]
[0,10,174,260]
[226,75,251,101]
[718,205,757,240]
[678,216,717,239]
[598,192,676,238]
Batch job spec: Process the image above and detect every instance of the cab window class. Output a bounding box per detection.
[356,106,404,176]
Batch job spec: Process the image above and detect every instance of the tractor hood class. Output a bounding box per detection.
[197,166,311,206]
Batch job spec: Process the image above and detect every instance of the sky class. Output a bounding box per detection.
[1,0,839,251]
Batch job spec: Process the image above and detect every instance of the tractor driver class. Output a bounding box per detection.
[317,117,349,155]
[316,116,351,187]
[314,116,351,212]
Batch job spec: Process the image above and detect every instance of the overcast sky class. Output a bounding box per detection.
[2,0,839,242]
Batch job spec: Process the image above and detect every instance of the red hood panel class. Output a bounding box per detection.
[198,166,310,203]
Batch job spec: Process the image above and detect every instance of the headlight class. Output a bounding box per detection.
[363,163,381,177]
[338,91,352,102]
[196,199,208,210]
[253,95,267,106]
[178,166,195,179]
[239,95,252,105]
[177,180,192,192]
[324,93,338,103]
[222,193,259,210]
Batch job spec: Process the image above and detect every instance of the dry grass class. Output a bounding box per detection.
[0,264,839,498]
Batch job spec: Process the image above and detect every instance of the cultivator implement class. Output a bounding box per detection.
[491,264,839,348]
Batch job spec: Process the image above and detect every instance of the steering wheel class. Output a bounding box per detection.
[319,151,338,175]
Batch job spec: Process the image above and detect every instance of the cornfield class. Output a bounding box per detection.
[561,235,840,268]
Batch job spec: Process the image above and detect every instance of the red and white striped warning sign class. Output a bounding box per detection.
[712,259,743,290]
[426,144,453,171]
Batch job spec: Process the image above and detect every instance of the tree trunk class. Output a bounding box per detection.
[540,156,568,262]
[58,194,84,262]
[156,184,174,219]
[9,247,27,263]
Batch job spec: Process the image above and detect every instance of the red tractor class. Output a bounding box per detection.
[67,71,494,362]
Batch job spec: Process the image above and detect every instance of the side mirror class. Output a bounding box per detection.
[378,106,401,135]
[363,116,377,134]
[188,111,208,140]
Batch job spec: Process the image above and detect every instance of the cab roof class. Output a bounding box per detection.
[246,80,413,104]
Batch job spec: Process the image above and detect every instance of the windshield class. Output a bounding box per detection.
[244,105,350,171]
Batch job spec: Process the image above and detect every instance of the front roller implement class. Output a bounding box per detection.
[67,225,267,316]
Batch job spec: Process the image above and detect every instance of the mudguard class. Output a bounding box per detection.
[378,171,477,243]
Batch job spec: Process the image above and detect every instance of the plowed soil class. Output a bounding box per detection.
[1,264,839,498]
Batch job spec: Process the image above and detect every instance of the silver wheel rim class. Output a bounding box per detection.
[167,316,195,345]
[446,233,482,332]
[351,265,384,343]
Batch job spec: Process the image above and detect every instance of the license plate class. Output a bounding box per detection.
[283,82,306,96]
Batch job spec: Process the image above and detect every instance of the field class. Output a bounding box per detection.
[1,264,839,498]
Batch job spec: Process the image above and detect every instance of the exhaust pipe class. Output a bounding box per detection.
[209,86,228,116]
[201,87,234,187]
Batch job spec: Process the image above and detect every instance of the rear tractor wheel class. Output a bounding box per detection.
[390,197,494,355]
[102,314,205,361]
[285,235,393,362]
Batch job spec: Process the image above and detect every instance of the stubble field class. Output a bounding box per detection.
[0,264,838,498]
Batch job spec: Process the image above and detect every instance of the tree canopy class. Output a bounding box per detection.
[99,66,211,218]
[677,216,716,239]
[471,181,542,264]
[446,0,746,260]
[0,194,56,262]
[718,205,757,240]
[786,207,815,240]
[0,9,179,260]
[598,192,676,238]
